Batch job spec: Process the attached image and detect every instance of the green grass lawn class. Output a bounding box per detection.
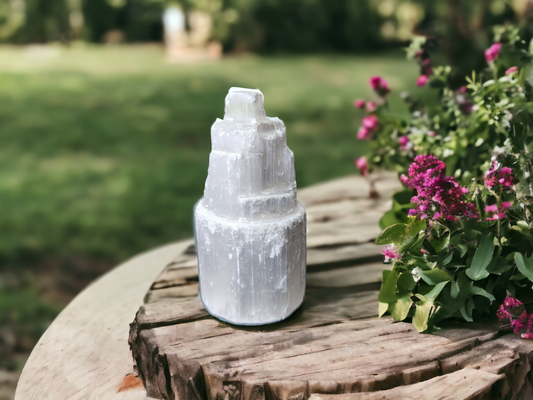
[0,45,420,359]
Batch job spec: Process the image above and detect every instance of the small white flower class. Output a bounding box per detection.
[412,267,422,282]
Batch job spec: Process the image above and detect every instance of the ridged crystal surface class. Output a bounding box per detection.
[194,87,306,325]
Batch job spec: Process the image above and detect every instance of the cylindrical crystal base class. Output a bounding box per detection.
[194,200,306,325]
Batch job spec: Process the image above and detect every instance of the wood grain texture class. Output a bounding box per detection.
[130,173,533,400]
[15,240,196,400]
[15,173,533,400]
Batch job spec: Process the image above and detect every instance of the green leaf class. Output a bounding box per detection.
[399,233,421,253]
[466,233,495,281]
[441,252,454,266]
[430,232,450,253]
[424,281,449,302]
[488,258,512,274]
[378,301,389,318]
[397,273,416,294]
[438,275,469,318]
[389,294,413,322]
[471,286,496,303]
[408,218,427,237]
[413,300,433,332]
[420,269,452,285]
[399,218,426,253]
[407,256,436,271]
[451,279,460,299]
[514,253,533,282]
[510,273,526,281]
[377,218,426,252]
[376,224,408,246]
[379,210,404,230]
[460,299,475,322]
[457,244,468,258]
[485,246,502,273]
[378,270,399,303]
[464,226,481,241]
[392,189,414,210]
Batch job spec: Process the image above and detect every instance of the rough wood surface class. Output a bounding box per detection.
[129,172,533,400]
[14,240,195,400]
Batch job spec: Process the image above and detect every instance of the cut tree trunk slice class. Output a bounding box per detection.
[129,173,533,400]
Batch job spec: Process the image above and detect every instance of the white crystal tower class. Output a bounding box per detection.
[194,87,306,325]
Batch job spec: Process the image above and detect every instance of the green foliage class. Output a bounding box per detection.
[9,0,70,43]
[374,25,533,333]
[2,0,530,64]
[365,26,533,185]
[81,0,164,42]
[377,194,533,332]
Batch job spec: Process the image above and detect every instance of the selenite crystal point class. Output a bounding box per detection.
[194,87,307,326]
[224,87,266,122]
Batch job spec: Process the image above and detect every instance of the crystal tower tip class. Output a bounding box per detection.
[224,87,266,122]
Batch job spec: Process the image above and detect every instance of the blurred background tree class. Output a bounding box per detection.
[0,1,530,52]
[1,0,533,80]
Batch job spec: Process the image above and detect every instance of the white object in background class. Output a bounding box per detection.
[194,87,307,325]
[163,6,185,33]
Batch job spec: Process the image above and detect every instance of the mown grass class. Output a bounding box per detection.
[0,45,420,358]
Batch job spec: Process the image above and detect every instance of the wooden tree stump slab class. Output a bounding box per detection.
[129,173,533,400]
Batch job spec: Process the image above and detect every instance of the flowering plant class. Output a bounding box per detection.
[355,25,533,333]
[376,152,533,332]
[354,25,533,229]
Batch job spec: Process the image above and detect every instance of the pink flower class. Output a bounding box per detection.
[485,204,498,213]
[399,135,411,150]
[402,155,478,221]
[485,202,512,221]
[417,75,429,87]
[457,86,467,93]
[485,42,502,63]
[370,76,390,96]
[484,161,514,190]
[382,244,400,262]
[354,99,365,108]
[497,296,533,338]
[506,66,519,75]
[357,126,370,140]
[461,103,474,114]
[355,156,368,176]
[366,101,376,112]
[428,131,436,137]
[362,115,379,131]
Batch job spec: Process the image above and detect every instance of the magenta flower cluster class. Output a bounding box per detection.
[484,161,514,190]
[400,155,478,221]
[382,244,400,262]
[358,115,379,139]
[399,135,411,151]
[497,296,533,339]
[506,66,519,75]
[485,42,501,63]
[485,202,511,221]
[354,99,376,112]
[370,76,390,96]
[354,156,368,176]
[354,76,389,140]
[414,49,433,87]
